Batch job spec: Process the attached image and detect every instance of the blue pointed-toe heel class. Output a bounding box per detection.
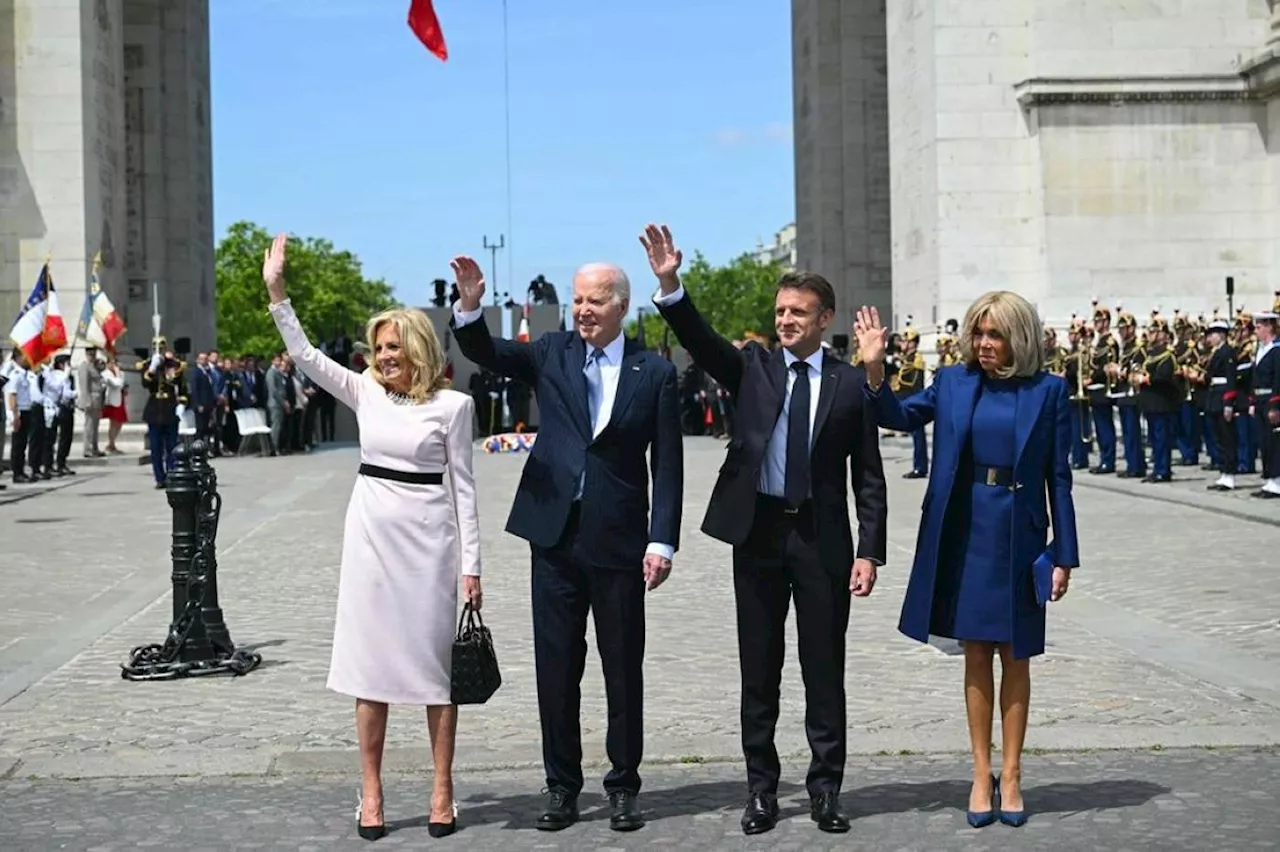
[966,774,997,828]
[997,774,1028,827]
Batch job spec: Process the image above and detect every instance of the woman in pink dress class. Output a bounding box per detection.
[263,234,482,840]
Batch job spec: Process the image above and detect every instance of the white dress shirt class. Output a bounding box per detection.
[452,303,674,562]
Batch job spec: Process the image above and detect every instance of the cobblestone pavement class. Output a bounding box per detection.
[0,437,1277,785]
[2,749,1276,849]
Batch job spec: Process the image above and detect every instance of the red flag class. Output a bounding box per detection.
[408,0,448,61]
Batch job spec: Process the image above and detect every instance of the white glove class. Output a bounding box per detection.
[175,404,187,420]
[149,353,163,371]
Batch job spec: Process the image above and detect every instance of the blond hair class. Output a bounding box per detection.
[958,291,1044,379]
[364,308,449,402]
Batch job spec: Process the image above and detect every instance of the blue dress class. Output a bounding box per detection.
[930,376,1026,643]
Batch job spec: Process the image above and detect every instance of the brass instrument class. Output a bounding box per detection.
[1072,344,1094,443]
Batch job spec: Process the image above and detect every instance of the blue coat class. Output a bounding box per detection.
[868,365,1080,659]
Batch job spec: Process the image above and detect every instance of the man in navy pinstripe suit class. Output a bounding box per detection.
[449,255,683,833]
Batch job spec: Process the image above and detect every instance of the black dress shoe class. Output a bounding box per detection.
[740,791,779,835]
[535,789,578,831]
[810,791,851,833]
[608,790,644,832]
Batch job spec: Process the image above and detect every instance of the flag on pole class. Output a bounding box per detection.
[76,254,127,351]
[9,263,67,368]
[408,0,448,61]
[516,301,531,343]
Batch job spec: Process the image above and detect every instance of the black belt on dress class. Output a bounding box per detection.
[359,463,443,485]
[972,465,1014,488]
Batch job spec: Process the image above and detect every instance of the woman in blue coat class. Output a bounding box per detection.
[854,291,1079,828]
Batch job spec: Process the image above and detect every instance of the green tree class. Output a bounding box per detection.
[626,251,783,347]
[215,221,398,355]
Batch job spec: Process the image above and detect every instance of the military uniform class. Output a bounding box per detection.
[1171,311,1202,465]
[891,320,928,477]
[137,338,189,488]
[1111,309,1146,478]
[1203,319,1242,491]
[1231,311,1258,473]
[1250,310,1280,498]
[1134,314,1179,482]
[1086,301,1119,473]
[1064,316,1093,470]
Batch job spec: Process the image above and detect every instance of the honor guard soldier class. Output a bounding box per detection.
[1204,317,1243,491]
[1044,325,1068,376]
[891,317,928,478]
[1065,315,1093,470]
[1110,306,1147,478]
[1249,310,1280,498]
[1132,312,1178,482]
[1086,299,1120,473]
[1172,311,1202,466]
[139,337,189,489]
[1232,310,1258,473]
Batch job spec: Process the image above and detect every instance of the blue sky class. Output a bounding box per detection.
[209,0,795,314]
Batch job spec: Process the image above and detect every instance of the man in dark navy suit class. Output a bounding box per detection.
[643,224,887,837]
[449,255,682,833]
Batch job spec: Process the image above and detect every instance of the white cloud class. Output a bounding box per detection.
[712,124,794,148]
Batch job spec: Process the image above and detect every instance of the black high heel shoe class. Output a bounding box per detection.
[356,796,387,841]
[427,800,458,838]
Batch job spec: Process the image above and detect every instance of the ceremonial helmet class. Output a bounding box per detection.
[1147,308,1170,334]
[1173,310,1192,332]
[1068,313,1089,335]
[900,315,919,343]
[1236,307,1253,327]
[1115,302,1136,329]
[1273,290,1280,314]
[1091,298,1111,323]
[934,324,952,346]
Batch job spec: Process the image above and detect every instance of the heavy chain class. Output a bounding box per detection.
[121,467,262,681]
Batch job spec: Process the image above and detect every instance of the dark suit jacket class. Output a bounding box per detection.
[655,292,888,572]
[188,367,216,411]
[451,315,683,570]
[870,365,1080,659]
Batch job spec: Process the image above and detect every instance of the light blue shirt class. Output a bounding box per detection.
[452,303,674,563]
[651,283,822,498]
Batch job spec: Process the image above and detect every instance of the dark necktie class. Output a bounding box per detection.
[785,361,811,507]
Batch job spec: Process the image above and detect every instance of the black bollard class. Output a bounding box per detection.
[167,440,214,662]
[188,440,233,652]
[120,436,262,680]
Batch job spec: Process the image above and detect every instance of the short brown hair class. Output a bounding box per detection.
[776,271,835,315]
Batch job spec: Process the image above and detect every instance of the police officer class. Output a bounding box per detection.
[1249,310,1280,499]
[139,338,189,489]
[892,317,928,478]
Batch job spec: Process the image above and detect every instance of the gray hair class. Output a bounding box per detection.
[574,262,631,306]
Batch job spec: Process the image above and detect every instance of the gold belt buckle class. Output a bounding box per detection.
[985,467,998,487]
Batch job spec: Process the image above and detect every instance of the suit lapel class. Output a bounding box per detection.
[609,342,646,428]
[811,355,841,450]
[951,366,981,449]
[1014,374,1043,467]
[562,335,593,438]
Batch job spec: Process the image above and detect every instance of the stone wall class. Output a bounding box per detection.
[792,0,892,340]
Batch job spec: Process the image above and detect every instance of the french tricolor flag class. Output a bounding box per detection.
[9,263,67,368]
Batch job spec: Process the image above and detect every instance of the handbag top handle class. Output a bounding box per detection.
[456,600,486,637]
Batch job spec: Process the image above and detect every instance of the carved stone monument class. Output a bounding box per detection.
[0,0,215,359]
[794,0,1280,333]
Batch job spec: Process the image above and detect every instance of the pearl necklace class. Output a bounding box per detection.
[384,389,422,406]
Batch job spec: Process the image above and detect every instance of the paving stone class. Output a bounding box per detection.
[1,749,1276,849]
[0,437,1276,784]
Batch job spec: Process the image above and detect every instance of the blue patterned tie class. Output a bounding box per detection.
[584,348,605,431]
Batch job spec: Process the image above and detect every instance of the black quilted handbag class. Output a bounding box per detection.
[450,601,501,705]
